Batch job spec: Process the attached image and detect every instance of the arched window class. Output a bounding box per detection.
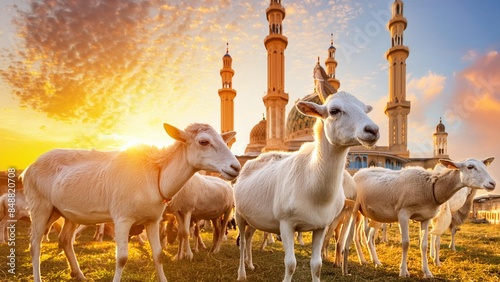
[355,157,362,169]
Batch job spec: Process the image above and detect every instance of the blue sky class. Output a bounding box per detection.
[1,0,499,192]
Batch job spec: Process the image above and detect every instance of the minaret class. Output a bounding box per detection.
[433,118,448,158]
[324,33,340,92]
[218,43,236,148]
[385,0,410,157]
[262,0,289,152]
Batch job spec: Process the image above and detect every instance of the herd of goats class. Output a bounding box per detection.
[1,91,496,282]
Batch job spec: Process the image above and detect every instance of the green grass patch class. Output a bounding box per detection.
[1,220,499,281]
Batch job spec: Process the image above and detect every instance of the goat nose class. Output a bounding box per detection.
[231,163,241,173]
[364,124,379,136]
[489,180,496,188]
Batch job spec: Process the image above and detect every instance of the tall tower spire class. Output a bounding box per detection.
[262,0,289,152]
[385,0,410,157]
[433,118,448,158]
[218,42,236,148]
[324,33,340,92]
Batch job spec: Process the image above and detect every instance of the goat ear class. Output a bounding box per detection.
[164,123,187,143]
[296,101,326,119]
[483,157,495,166]
[365,105,373,113]
[221,131,236,144]
[439,159,459,170]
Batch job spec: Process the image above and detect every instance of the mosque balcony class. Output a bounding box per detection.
[263,91,289,101]
[384,100,411,114]
[325,57,337,65]
[218,88,236,99]
[388,16,407,30]
[266,5,286,20]
[220,68,234,75]
[385,45,409,59]
[264,34,288,48]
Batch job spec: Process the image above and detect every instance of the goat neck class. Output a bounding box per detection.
[309,121,349,204]
[433,170,465,205]
[158,142,196,201]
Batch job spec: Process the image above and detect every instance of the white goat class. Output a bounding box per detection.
[234,92,379,282]
[448,189,478,250]
[429,184,476,266]
[0,190,30,243]
[22,123,240,282]
[346,158,495,278]
[164,173,234,260]
[321,170,365,272]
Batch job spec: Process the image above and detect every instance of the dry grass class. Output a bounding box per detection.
[1,220,499,281]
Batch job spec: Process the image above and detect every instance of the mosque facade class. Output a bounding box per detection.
[218,0,449,172]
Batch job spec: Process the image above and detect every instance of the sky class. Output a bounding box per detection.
[1,0,499,194]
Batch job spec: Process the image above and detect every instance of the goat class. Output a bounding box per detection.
[321,170,367,272]
[164,173,234,260]
[346,158,495,278]
[234,91,379,282]
[22,123,240,282]
[430,185,476,266]
[0,190,30,243]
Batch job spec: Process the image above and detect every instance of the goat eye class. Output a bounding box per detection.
[329,108,341,115]
[199,140,209,146]
[467,165,474,170]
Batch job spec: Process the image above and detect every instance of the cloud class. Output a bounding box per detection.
[461,49,479,62]
[0,0,247,131]
[407,70,446,101]
[405,71,446,124]
[443,50,500,193]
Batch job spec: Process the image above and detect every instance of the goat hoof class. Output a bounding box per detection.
[70,271,86,280]
[399,271,410,278]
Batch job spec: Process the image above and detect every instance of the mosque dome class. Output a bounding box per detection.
[285,93,322,142]
[249,118,267,145]
[436,118,445,133]
[245,117,267,155]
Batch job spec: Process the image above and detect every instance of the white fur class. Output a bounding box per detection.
[164,173,234,260]
[234,92,379,282]
[429,163,477,266]
[321,170,366,274]
[346,158,495,278]
[0,190,30,243]
[22,123,240,282]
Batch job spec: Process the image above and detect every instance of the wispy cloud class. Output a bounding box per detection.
[0,0,248,131]
[408,70,446,101]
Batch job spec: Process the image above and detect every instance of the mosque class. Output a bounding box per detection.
[217,0,449,173]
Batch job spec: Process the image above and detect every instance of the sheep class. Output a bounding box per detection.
[345,158,495,278]
[234,91,379,282]
[22,123,240,282]
[164,173,234,260]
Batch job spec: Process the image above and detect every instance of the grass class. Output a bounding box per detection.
[1,220,499,281]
